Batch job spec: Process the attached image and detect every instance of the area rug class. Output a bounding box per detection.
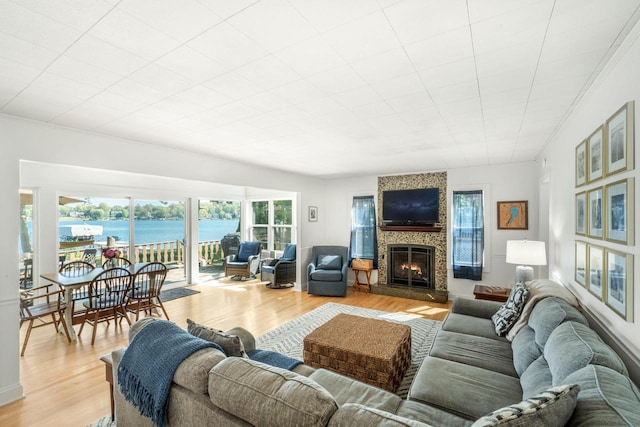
[88,302,441,426]
[159,286,200,302]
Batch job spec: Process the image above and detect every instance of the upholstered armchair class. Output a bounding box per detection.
[307,245,349,296]
[224,241,261,279]
[261,244,296,289]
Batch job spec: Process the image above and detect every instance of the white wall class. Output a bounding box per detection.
[0,115,327,406]
[540,21,640,360]
[325,162,540,297]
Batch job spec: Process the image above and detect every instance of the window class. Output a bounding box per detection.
[349,196,378,267]
[452,190,484,280]
[251,199,294,251]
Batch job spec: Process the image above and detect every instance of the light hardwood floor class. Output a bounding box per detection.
[3,279,451,427]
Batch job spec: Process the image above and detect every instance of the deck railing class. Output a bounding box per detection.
[60,239,225,266]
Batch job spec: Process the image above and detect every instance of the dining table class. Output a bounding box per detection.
[40,262,175,341]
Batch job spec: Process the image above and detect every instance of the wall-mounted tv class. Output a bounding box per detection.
[382,188,439,225]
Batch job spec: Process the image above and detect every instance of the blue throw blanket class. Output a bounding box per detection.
[248,349,302,371]
[117,320,222,427]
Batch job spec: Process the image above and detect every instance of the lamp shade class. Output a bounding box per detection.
[506,240,547,266]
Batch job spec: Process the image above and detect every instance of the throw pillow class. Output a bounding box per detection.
[471,384,580,427]
[186,319,248,358]
[317,255,342,270]
[492,283,530,337]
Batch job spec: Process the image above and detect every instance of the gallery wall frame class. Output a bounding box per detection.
[604,178,634,245]
[497,200,528,230]
[308,206,318,222]
[587,187,603,239]
[605,249,634,321]
[575,192,586,235]
[575,240,587,286]
[587,244,605,300]
[576,140,587,187]
[605,101,634,176]
[587,126,604,183]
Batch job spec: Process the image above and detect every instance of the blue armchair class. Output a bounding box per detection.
[224,241,261,279]
[261,243,296,289]
[307,245,349,296]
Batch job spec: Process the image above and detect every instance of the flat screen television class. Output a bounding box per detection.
[382,188,439,225]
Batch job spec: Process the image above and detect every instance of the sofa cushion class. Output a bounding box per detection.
[429,330,517,377]
[471,384,579,427]
[520,356,553,399]
[173,347,226,394]
[187,319,248,358]
[236,242,260,262]
[282,244,296,261]
[209,358,338,427]
[491,283,529,337]
[397,400,474,427]
[511,325,542,376]
[317,254,342,270]
[409,357,522,420]
[528,297,587,347]
[309,368,402,414]
[564,365,640,426]
[442,313,509,342]
[310,269,343,282]
[545,321,628,385]
[329,403,433,427]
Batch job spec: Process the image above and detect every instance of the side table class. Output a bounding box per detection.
[473,285,510,303]
[100,354,114,421]
[352,267,373,292]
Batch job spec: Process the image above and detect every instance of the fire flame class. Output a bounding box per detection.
[400,263,422,276]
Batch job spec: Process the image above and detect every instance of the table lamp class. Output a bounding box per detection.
[506,240,547,283]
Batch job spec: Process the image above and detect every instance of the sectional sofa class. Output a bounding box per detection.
[111,279,640,426]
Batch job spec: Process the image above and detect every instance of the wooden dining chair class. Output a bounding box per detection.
[19,283,71,356]
[125,262,169,321]
[78,267,133,345]
[59,261,95,315]
[101,257,132,268]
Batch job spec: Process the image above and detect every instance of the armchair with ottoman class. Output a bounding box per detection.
[261,243,296,288]
[307,245,349,297]
[111,279,640,426]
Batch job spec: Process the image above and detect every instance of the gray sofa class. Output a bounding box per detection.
[112,285,640,426]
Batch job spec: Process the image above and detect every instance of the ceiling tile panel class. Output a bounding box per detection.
[234,56,302,91]
[349,48,416,84]
[291,0,382,33]
[155,46,229,84]
[129,63,196,96]
[275,36,347,77]
[11,0,117,32]
[404,27,474,71]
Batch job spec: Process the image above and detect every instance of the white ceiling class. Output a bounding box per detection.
[2,0,640,178]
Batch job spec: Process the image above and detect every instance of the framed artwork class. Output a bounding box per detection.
[575,241,587,286]
[605,249,634,321]
[605,178,634,245]
[575,192,586,235]
[497,201,528,230]
[576,140,587,187]
[587,126,604,182]
[308,206,318,222]
[605,101,634,176]
[587,244,604,300]
[587,187,603,239]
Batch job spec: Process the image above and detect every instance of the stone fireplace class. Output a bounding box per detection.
[388,244,435,289]
[372,171,448,303]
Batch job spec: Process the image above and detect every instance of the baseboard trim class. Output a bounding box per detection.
[0,383,24,407]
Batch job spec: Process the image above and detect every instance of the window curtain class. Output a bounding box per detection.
[349,196,378,267]
[452,190,484,280]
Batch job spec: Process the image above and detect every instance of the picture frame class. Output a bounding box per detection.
[575,241,587,286]
[605,101,634,176]
[576,140,587,187]
[497,201,528,230]
[575,192,586,235]
[587,126,604,182]
[605,178,634,245]
[587,187,603,239]
[587,244,604,300]
[605,249,634,321]
[308,206,318,222]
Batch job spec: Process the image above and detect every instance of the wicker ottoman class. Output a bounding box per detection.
[303,313,411,392]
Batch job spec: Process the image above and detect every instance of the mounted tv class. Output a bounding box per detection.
[382,188,439,226]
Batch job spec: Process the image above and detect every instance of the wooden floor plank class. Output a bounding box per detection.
[3,280,451,427]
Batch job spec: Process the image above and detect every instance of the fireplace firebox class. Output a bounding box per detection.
[388,244,435,289]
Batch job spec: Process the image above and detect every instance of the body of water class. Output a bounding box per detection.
[57,219,239,245]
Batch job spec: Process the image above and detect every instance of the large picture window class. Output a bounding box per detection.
[251,199,294,252]
[452,190,484,280]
